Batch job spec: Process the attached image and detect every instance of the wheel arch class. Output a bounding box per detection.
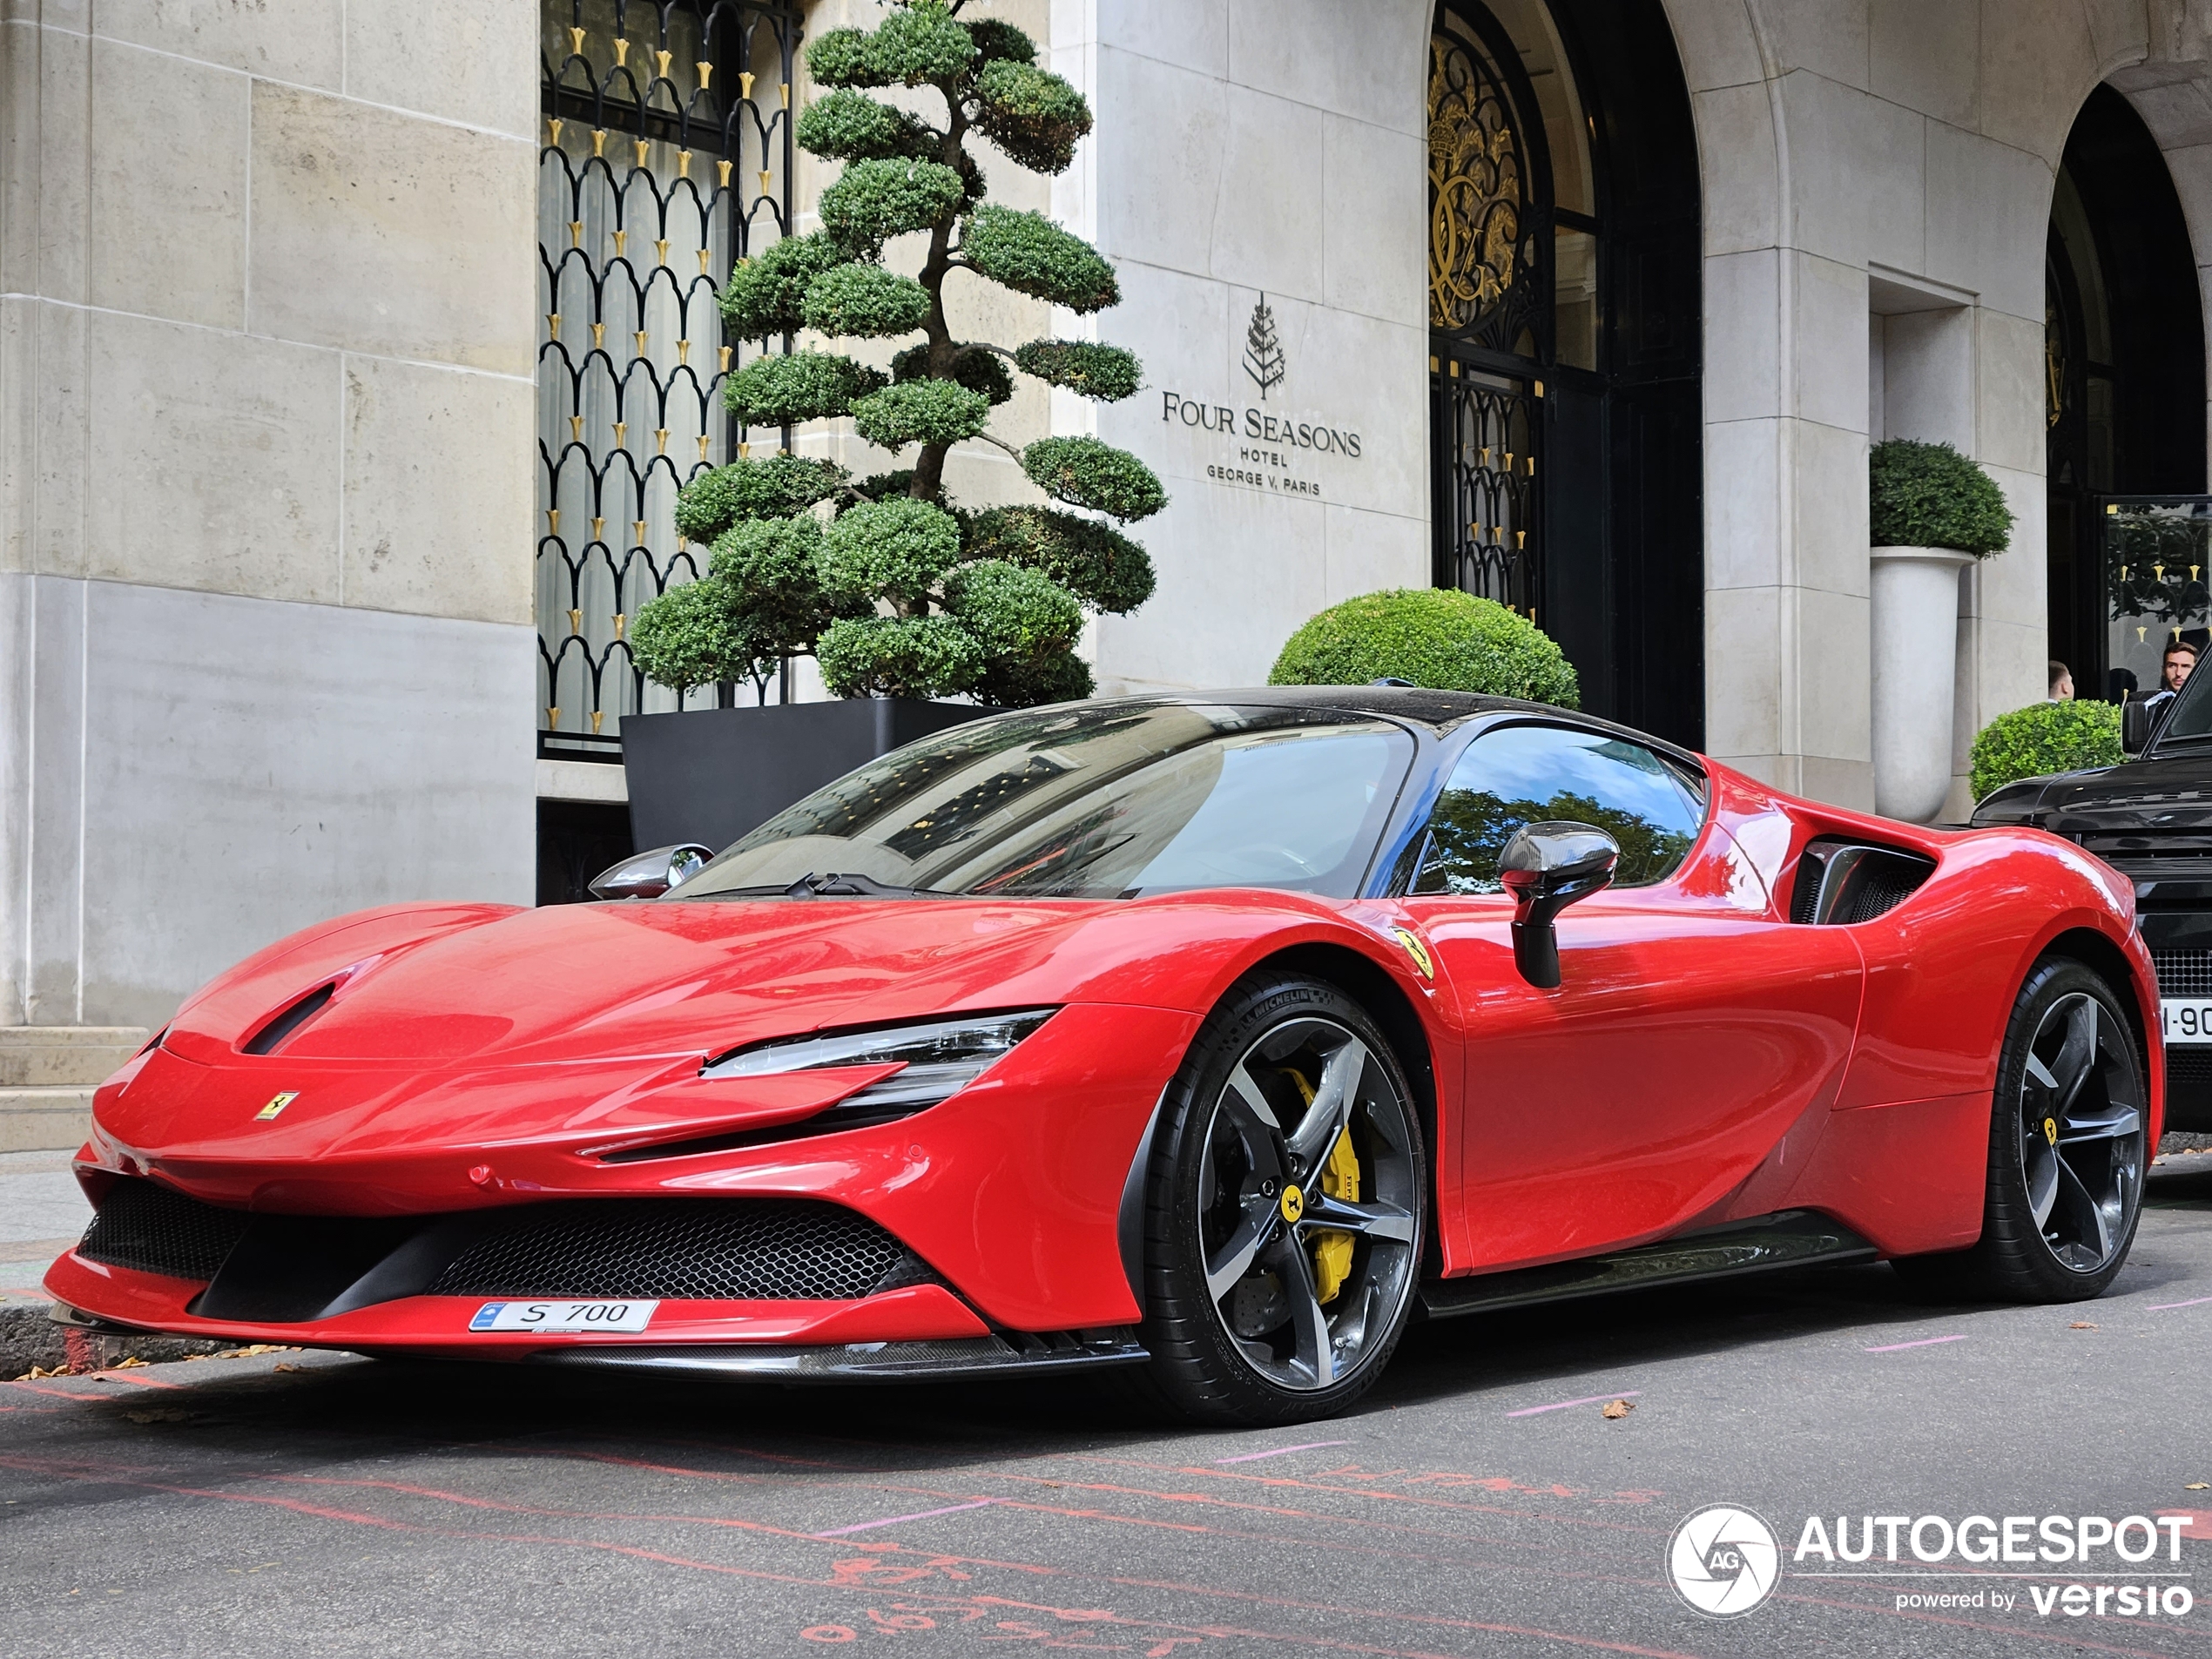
[1250,941,1446,1276]
[2040,925,2153,1072]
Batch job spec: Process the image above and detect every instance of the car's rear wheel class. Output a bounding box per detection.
[1894,958,2147,1301]
[1135,974,1426,1424]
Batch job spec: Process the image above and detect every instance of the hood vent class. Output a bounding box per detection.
[1790,839,1934,926]
[242,982,337,1055]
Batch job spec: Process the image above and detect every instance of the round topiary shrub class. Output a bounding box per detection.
[1969,699,2122,800]
[1871,438,2014,556]
[1267,589,1580,708]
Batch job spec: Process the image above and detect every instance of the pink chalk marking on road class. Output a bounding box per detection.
[812,1497,1001,1537]
[1864,1334,1968,1352]
[1213,1440,1349,1464]
[91,1368,182,1389]
[1505,1391,1642,1418]
[2148,1294,2212,1311]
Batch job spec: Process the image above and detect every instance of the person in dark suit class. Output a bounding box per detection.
[2134,637,2198,731]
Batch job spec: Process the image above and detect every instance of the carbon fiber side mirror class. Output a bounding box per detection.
[1499,822,1620,989]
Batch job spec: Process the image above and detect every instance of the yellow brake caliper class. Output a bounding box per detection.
[1285,1070,1360,1305]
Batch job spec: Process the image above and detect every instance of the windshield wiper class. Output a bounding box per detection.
[783,872,947,898]
[669,871,949,900]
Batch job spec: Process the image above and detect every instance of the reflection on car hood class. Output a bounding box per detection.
[2019,750,2212,836]
[165,898,1125,1068]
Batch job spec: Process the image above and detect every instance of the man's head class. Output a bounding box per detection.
[2166,639,2200,693]
[2049,660,2074,700]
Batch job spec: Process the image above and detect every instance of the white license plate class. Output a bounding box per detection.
[2161,998,2212,1046]
[468,1298,658,1334]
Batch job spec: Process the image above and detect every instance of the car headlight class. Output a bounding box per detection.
[702,1008,1057,1122]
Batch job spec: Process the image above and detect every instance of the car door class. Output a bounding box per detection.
[1393,721,1863,1271]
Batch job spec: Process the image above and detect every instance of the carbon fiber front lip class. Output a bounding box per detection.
[535,1332,1149,1381]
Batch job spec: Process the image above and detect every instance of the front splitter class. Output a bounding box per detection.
[536,1332,1150,1382]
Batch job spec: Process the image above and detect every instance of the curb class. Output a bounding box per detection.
[0,1299,224,1379]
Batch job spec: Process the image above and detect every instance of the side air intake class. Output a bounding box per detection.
[1790,839,1935,926]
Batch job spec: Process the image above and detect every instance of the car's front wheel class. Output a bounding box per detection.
[1135,974,1426,1424]
[1896,957,2148,1301]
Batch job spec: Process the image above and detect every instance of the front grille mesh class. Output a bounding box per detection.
[2169,1049,2212,1090]
[2153,950,2212,996]
[427,1199,909,1301]
[78,1177,250,1282]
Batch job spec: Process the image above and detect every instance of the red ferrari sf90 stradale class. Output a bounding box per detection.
[48,688,2158,1423]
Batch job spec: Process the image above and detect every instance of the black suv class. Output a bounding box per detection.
[1975,687,2212,1129]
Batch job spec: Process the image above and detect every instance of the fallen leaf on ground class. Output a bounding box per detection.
[110,1356,146,1368]
[14,1365,71,1381]
[216,1345,286,1359]
[1602,1399,1635,1420]
[2187,1483,2209,1491]
[272,1363,302,1373]
[2070,1322,2099,1330]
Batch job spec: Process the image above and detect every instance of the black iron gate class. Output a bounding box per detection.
[1426,0,1703,747]
[1426,3,1549,617]
[536,0,802,764]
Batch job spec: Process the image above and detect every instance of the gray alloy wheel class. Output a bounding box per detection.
[1894,958,2146,1302]
[2015,988,2144,1273]
[1136,975,1427,1423]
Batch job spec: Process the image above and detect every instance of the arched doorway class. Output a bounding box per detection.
[1426,0,1702,745]
[2046,84,2207,700]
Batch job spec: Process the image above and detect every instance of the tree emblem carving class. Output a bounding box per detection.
[1244,293,1286,399]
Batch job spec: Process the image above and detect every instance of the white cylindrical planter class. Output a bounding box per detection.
[1869,545,1973,823]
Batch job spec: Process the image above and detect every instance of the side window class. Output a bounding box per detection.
[1405,725,1706,895]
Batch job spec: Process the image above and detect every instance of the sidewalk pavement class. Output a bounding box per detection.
[0,1148,90,1297]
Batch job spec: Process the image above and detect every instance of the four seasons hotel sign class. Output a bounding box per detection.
[1158,296,1366,500]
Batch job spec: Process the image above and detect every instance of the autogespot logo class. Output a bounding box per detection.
[1669,1504,1783,1617]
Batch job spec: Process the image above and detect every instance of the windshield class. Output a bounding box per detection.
[675,701,1416,900]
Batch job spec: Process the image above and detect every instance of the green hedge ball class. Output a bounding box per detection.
[1871,438,2014,556]
[1969,698,2122,800]
[1268,588,1580,709]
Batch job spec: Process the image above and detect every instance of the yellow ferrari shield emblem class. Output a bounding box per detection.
[1278,1184,1305,1224]
[2044,1116,2059,1147]
[256,1091,298,1122]
[1392,927,1434,981]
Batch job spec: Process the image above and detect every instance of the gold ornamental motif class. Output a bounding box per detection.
[2045,294,2066,430]
[538,2,803,745]
[1427,31,1525,332]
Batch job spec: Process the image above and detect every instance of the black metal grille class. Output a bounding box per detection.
[1427,6,1551,620]
[536,0,805,757]
[1433,368,1541,611]
[78,1178,250,1283]
[2170,1049,2212,1089]
[428,1199,907,1301]
[2154,950,2212,996]
[1831,866,1924,925]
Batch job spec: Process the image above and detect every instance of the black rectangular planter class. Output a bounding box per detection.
[622,697,988,853]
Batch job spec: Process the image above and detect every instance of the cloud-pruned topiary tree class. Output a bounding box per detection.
[630,0,1160,708]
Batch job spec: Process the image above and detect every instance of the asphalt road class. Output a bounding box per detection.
[16,1168,2212,1657]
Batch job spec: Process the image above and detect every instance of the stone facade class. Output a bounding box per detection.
[9,0,2212,1025]
[1667,0,2212,819]
[0,0,539,1028]
[1056,0,2212,818]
